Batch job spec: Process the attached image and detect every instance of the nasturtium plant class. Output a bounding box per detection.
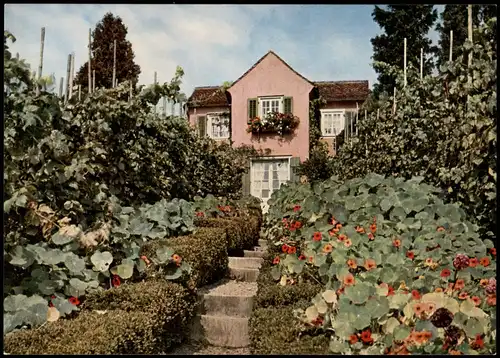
[264,172,496,355]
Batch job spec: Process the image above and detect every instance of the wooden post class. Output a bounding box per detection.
[344,113,347,142]
[93,70,96,92]
[467,5,472,106]
[69,53,75,99]
[377,108,380,120]
[449,30,453,62]
[78,84,81,101]
[154,71,157,85]
[88,28,92,94]
[115,78,118,88]
[129,81,133,102]
[163,97,167,116]
[420,48,423,80]
[171,100,175,117]
[112,39,117,88]
[36,27,45,96]
[355,103,359,136]
[392,87,397,115]
[65,54,71,104]
[59,77,63,98]
[350,111,354,136]
[403,38,407,87]
[15,52,19,60]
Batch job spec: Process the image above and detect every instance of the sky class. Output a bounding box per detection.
[4,4,444,106]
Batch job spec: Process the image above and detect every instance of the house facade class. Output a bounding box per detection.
[186,51,369,210]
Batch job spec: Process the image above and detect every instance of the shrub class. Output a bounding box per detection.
[4,280,195,354]
[141,227,228,289]
[250,306,330,355]
[296,141,334,183]
[194,217,259,252]
[264,173,496,354]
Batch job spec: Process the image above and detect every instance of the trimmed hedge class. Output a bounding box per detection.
[249,251,328,354]
[4,280,196,354]
[141,227,229,289]
[194,216,259,251]
[250,306,330,355]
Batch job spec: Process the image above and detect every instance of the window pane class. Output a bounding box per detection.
[262,189,270,198]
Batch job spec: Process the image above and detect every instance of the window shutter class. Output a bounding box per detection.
[290,157,300,183]
[248,98,257,119]
[197,116,207,137]
[242,158,252,196]
[284,97,293,114]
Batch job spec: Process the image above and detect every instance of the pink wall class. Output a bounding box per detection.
[228,53,314,162]
[187,106,230,128]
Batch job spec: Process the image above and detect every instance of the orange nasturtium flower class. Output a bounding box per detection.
[480,257,490,267]
[393,239,401,248]
[343,273,355,286]
[313,232,322,242]
[364,259,377,271]
[323,244,333,253]
[347,259,357,269]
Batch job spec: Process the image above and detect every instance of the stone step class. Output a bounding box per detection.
[228,257,263,269]
[198,315,250,348]
[243,249,265,258]
[197,281,257,317]
[258,239,267,247]
[228,267,259,282]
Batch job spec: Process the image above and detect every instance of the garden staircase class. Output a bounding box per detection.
[189,239,268,348]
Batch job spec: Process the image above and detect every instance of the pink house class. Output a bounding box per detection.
[186,51,369,209]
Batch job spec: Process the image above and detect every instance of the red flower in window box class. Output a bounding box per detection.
[246,112,299,135]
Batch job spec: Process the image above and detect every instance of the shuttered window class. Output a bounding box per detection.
[197,116,207,137]
[248,98,257,119]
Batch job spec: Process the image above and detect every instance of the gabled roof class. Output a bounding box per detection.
[228,50,315,90]
[186,86,230,108]
[313,80,370,102]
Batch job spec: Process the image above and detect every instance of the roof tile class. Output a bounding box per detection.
[313,81,370,102]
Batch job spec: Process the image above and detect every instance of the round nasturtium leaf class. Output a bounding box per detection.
[305,305,319,322]
[322,290,338,304]
[90,251,113,272]
[47,306,60,322]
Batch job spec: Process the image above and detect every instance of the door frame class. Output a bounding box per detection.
[250,156,292,206]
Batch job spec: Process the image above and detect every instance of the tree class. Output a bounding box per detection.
[74,12,141,90]
[370,5,438,98]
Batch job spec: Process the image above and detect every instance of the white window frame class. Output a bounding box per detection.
[320,109,345,137]
[258,96,284,119]
[250,156,291,202]
[207,113,229,139]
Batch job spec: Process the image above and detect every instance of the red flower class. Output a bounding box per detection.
[469,258,479,268]
[195,211,205,217]
[293,221,302,229]
[313,232,322,241]
[393,239,401,248]
[360,329,373,344]
[298,254,306,261]
[349,334,358,345]
[441,268,451,278]
[293,205,301,212]
[471,334,484,350]
[406,251,415,260]
[287,246,297,254]
[471,296,482,306]
[479,257,490,267]
[112,275,121,287]
[367,232,375,241]
[489,248,496,256]
[282,244,289,253]
[387,285,395,296]
[69,297,80,306]
[273,257,280,265]
[411,290,421,300]
[458,291,469,300]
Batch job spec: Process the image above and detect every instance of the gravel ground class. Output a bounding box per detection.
[196,278,257,297]
[164,341,250,355]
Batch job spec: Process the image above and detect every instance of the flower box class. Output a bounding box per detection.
[247,112,299,136]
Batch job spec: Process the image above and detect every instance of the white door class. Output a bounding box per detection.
[251,159,290,213]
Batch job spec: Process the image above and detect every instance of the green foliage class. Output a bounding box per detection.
[247,112,299,136]
[296,142,335,183]
[74,12,141,90]
[4,280,196,354]
[334,20,497,237]
[370,5,438,97]
[436,5,497,70]
[141,227,229,289]
[3,32,253,335]
[263,173,496,354]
